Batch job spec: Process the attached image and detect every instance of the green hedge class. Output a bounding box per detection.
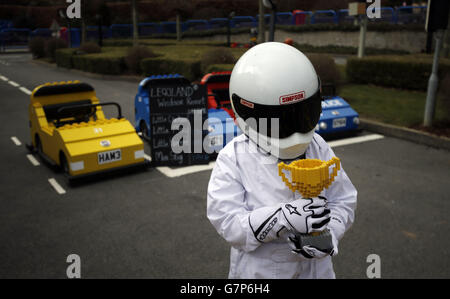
[72,54,125,75]
[141,57,201,81]
[293,43,409,55]
[55,48,76,69]
[346,55,450,90]
[55,48,126,75]
[278,23,424,33]
[205,64,235,73]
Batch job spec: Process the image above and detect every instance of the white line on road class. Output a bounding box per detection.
[26,154,40,166]
[157,162,216,178]
[0,75,8,81]
[48,178,66,195]
[153,134,385,178]
[328,134,384,148]
[144,154,152,161]
[8,80,20,87]
[11,136,22,146]
[19,86,32,95]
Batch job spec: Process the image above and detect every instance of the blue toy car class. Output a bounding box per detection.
[315,85,360,135]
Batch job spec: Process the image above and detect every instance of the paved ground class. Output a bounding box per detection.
[0,54,449,278]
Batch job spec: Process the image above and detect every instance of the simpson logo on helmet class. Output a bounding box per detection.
[280,91,305,105]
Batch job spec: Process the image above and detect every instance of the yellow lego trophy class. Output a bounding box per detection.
[278,157,341,253]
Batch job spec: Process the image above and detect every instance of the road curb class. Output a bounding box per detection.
[360,118,450,151]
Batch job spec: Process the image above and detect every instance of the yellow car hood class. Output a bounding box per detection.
[57,119,143,156]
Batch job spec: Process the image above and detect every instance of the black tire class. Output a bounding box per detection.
[35,134,43,154]
[140,121,149,139]
[59,153,69,174]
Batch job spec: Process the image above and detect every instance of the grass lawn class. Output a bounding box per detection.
[340,84,449,128]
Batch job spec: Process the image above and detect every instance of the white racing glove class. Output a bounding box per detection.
[287,230,338,259]
[249,196,331,243]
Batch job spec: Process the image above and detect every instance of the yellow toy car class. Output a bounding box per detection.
[28,81,146,179]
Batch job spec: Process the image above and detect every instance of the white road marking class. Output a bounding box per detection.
[0,75,8,81]
[144,154,152,161]
[8,80,19,87]
[156,162,216,178]
[26,154,40,166]
[19,86,32,95]
[48,178,66,195]
[152,134,384,178]
[11,136,22,146]
[328,134,384,148]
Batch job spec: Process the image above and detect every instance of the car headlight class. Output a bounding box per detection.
[70,161,84,171]
[353,117,360,125]
[134,149,145,160]
[319,121,327,130]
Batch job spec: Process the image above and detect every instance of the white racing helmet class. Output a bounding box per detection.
[230,42,322,160]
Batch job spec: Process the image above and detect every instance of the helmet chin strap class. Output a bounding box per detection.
[243,133,307,162]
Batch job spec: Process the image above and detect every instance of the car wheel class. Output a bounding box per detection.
[140,121,149,139]
[60,153,69,174]
[35,135,43,154]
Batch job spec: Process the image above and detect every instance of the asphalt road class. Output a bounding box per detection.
[0,53,449,279]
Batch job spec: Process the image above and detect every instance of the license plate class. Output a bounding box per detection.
[209,135,223,147]
[98,149,122,165]
[332,118,347,128]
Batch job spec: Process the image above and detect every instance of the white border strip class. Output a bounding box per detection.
[157,162,216,178]
[48,178,66,195]
[11,136,22,146]
[152,134,384,178]
[19,87,32,95]
[8,80,19,87]
[328,134,384,148]
[26,154,40,166]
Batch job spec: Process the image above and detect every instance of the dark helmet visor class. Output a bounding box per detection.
[231,88,322,139]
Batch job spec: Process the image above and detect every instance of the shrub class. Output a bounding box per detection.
[125,45,158,74]
[79,42,101,54]
[439,73,450,115]
[306,53,341,90]
[346,55,450,90]
[72,54,125,75]
[205,64,235,73]
[201,48,236,72]
[46,38,68,61]
[293,42,409,56]
[29,37,47,58]
[141,57,201,81]
[55,48,75,69]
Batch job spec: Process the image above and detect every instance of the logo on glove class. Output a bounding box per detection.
[258,217,278,241]
[285,204,301,216]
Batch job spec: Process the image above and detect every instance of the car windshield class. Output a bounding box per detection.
[43,100,95,127]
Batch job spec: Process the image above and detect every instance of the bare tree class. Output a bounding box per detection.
[258,0,265,44]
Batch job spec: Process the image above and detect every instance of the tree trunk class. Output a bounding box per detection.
[257,0,265,44]
[176,13,182,41]
[132,0,139,46]
[442,8,450,58]
[81,0,86,44]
